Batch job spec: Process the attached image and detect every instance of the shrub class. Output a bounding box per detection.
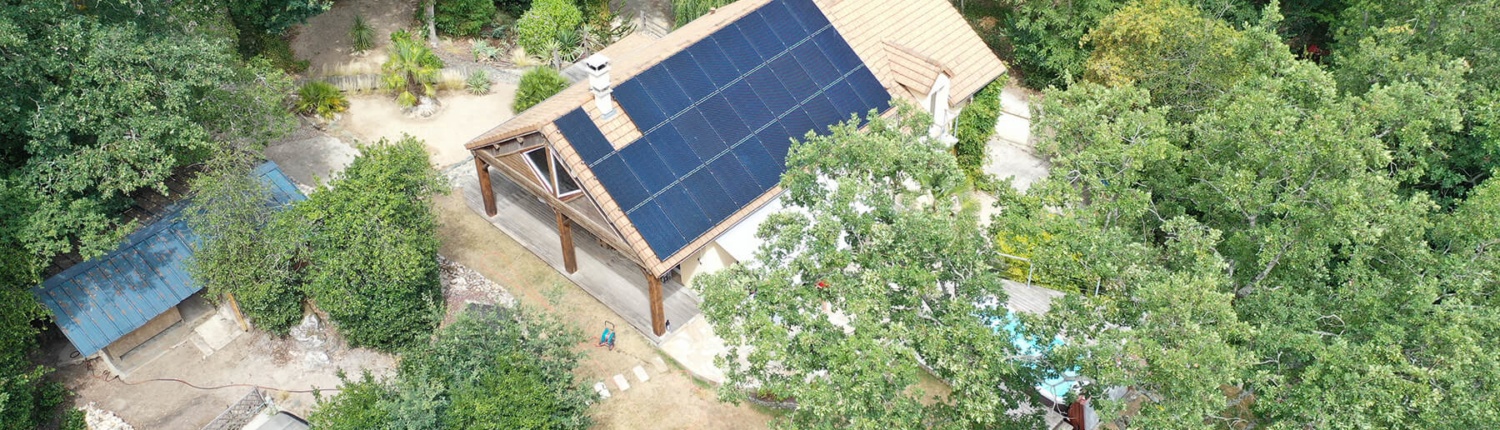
[497,0,533,17]
[297,136,448,352]
[250,33,310,73]
[515,0,582,57]
[309,308,594,429]
[184,155,308,335]
[514,67,569,113]
[383,29,445,105]
[672,0,733,27]
[350,14,374,53]
[466,70,492,94]
[295,81,350,119]
[953,77,1006,182]
[471,39,502,62]
[435,0,497,37]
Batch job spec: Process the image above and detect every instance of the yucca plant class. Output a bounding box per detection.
[295,81,350,119]
[351,14,375,53]
[382,29,445,107]
[466,70,493,94]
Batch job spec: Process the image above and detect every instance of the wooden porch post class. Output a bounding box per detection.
[476,156,497,216]
[646,269,666,335]
[556,209,577,274]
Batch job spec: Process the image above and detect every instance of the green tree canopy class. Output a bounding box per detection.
[696,105,1046,429]
[309,307,594,429]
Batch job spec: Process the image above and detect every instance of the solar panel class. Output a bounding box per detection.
[723,80,776,130]
[793,41,841,85]
[714,24,765,73]
[687,39,740,88]
[746,70,797,117]
[663,52,716,102]
[683,170,739,221]
[781,0,831,32]
[613,80,666,132]
[708,153,763,207]
[591,155,651,211]
[638,67,693,114]
[583,0,892,258]
[554,109,615,165]
[812,28,862,71]
[732,136,783,189]
[758,4,803,48]
[656,184,713,240]
[631,201,688,257]
[803,94,841,135]
[737,11,785,59]
[620,140,676,194]
[648,125,703,169]
[701,95,752,145]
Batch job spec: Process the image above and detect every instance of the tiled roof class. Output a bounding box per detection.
[820,0,1005,105]
[465,0,1004,276]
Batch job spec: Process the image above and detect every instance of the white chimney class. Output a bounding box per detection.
[584,54,615,117]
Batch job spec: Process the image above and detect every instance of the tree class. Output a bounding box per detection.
[515,0,582,57]
[383,30,446,108]
[309,307,594,429]
[228,0,334,36]
[695,105,1043,429]
[295,136,448,351]
[183,155,307,335]
[672,0,733,27]
[951,78,1005,185]
[1083,0,1283,121]
[514,67,570,113]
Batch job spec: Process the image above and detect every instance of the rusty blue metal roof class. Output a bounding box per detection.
[33,162,305,356]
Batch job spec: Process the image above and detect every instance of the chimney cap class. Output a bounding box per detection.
[584,54,611,71]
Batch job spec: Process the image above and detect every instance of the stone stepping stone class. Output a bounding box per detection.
[613,374,631,391]
[593,382,611,399]
[652,356,669,374]
[632,365,650,382]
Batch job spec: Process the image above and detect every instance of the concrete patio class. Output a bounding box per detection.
[454,163,703,344]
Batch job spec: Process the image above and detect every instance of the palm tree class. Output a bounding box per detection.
[382,29,444,108]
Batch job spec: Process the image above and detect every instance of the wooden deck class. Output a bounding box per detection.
[456,164,701,343]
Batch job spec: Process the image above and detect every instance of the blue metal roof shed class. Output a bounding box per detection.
[32,162,305,357]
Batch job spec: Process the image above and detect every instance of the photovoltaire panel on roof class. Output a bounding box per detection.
[554,0,892,260]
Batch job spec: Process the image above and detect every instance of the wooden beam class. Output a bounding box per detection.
[556,208,577,274]
[476,155,497,216]
[646,268,666,335]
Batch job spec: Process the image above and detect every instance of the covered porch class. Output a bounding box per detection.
[458,158,701,342]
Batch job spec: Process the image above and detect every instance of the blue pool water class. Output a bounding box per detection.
[991,314,1079,401]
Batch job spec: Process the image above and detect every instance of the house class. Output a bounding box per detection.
[32,162,305,374]
[463,0,1004,336]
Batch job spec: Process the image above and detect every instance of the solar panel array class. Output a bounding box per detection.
[554,0,890,258]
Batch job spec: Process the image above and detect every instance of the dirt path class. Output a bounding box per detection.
[432,192,774,429]
[292,0,418,76]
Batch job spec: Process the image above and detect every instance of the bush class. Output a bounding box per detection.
[515,0,582,57]
[297,136,448,352]
[466,70,492,94]
[309,307,594,429]
[350,14,374,53]
[184,156,307,335]
[953,77,1006,182]
[471,39,502,62]
[514,67,569,113]
[497,0,533,18]
[249,33,310,73]
[435,0,497,37]
[672,0,733,27]
[295,81,350,119]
